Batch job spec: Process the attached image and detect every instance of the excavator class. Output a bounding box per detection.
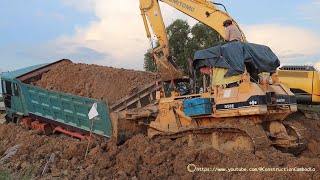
[116,0,308,154]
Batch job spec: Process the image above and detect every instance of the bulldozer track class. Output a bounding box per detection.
[282,120,308,154]
[151,123,271,153]
[237,124,271,151]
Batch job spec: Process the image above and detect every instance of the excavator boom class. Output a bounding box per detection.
[140,0,185,80]
[140,0,246,81]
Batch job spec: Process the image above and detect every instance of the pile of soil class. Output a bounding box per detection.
[33,61,157,105]
[0,112,320,179]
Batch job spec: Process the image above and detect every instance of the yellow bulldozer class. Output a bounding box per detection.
[112,0,309,154]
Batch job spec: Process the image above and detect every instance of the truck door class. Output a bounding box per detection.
[1,80,24,114]
[2,80,12,109]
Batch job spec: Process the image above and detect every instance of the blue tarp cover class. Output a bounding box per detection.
[193,42,280,77]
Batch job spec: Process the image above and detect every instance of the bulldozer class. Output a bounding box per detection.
[111,0,309,154]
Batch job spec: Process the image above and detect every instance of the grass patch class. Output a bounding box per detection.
[0,170,13,180]
[0,166,34,180]
[298,104,320,112]
[22,167,34,180]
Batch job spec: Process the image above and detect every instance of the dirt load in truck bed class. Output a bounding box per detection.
[33,61,157,105]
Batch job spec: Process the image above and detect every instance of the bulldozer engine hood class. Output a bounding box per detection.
[193,42,280,77]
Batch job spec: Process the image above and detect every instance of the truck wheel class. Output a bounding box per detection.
[16,116,29,129]
[5,114,12,123]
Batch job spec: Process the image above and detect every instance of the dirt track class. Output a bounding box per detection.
[33,61,157,105]
[0,112,320,180]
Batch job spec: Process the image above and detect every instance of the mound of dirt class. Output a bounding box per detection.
[1,112,320,179]
[33,61,157,105]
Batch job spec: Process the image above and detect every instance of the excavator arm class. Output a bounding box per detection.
[161,0,246,41]
[140,0,185,81]
[140,0,246,81]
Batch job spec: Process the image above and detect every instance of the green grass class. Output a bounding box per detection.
[21,167,34,180]
[0,170,13,180]
[298,104,320,112]
[0,166,34,180]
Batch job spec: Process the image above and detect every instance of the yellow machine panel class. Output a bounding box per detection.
[278,66,320,104]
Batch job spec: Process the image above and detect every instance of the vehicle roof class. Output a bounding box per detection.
[1,63,49,80]
[279,65,316,71]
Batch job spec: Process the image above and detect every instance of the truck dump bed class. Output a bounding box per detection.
[24,83,112,137]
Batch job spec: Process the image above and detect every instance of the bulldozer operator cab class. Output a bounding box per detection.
[193,41,280,92]
[160,41,280,98]
[199,62,261,90]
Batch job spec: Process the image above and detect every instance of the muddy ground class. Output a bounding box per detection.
[0,112,320,180]
[33,61,157,105]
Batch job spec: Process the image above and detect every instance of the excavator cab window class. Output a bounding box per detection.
[162,78,191,97]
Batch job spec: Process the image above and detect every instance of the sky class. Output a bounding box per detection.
[0,0,319,72]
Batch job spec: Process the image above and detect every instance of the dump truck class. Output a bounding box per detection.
[0,59,161,143]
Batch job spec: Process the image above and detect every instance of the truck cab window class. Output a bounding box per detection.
[5,81,13,96]
[1,80,5,94]
[14,83,19,96]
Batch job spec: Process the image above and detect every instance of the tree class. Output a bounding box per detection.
[143,20,219,75]
[143,52,157,72]
[188,23,219,51]
[166,19,190,73]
